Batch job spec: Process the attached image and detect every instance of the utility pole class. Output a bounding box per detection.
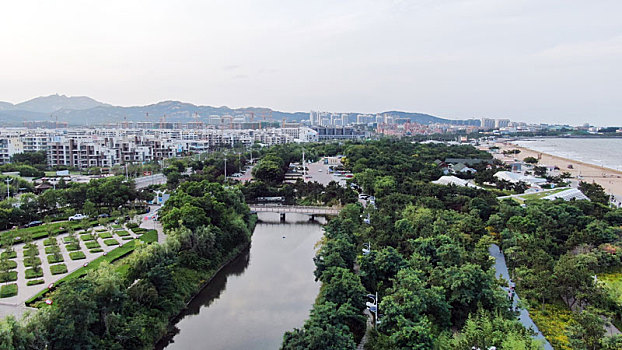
[302,149,306,180]
[224,155,227,179]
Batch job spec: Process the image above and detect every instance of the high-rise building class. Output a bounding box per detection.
[495,119,510,128]
[480,118,495,129]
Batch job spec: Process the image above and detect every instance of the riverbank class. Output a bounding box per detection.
[495,141,622,198]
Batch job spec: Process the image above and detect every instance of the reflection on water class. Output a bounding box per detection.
[156,213,325,350]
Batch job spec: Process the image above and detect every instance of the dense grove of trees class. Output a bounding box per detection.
[0,176,147,229]
[0,181,253,349]
[281,140,541,349]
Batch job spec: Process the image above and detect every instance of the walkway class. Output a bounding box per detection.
[356,309,373,350]
[489,244,553,350]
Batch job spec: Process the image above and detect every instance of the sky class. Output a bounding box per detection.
[0,0,621,125]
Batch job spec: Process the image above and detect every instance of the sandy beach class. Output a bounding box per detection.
[493,141,622,199]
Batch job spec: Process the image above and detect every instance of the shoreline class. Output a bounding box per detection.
[494,142,622,198]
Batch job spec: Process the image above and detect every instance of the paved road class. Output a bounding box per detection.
[490,244,553,350]
[134,173,166,189]
[305,161,347,187]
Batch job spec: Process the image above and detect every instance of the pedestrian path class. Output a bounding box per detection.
[489,244,553,350]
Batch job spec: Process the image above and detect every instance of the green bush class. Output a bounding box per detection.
[115,230,130,237]
[80,234,95,241]
[104,239,119,246]
[65,243,80,251]
[50,264,68,275]
[0,283,17,298]
[43,238,56,246]
[47,254,64,264]
[85,241,100,249]
[25,268,43,279]
[0,271,18,282]
[126,222,139,229]
[69,251,86,260]
[98,232,113,239]
[122,237,134,241]
[23,257,41,267]
[63,237,76,244]
[44,246,55,254]
[89,248,104,253]
[26,279,45,286]
[111,224,122,229]
[0,251,16,259]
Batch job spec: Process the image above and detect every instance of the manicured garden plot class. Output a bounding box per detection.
[24,257,41,267]
[47,255,64,264]
[98,232,113,239]
[50,264,68,275]
[85,241,100,249]
[69,251,86,260]
[27,279,45,286]
[0,251,16,259]
[25,268,44,279]
[89,248,104,253]
[0,271,17,282]
[43,238,56,246]
[115,230,130,237]
[65,243,80,251]
[80,234,95,241]
[104,239,119,246]
[0,284,17,298]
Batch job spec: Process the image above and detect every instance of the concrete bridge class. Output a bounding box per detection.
[248,204,341,221]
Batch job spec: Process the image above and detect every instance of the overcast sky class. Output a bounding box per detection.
[1,0,620,125]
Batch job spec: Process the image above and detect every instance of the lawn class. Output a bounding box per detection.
[25,268,44,279]
[598,270,622,303]
[0,284,17,298]
[90,248,104,253]
[85,241,100,249]
[24,257,42,267]
[27,279,45,286]
[23,247,40,256]
[43,238,56,246]
[50,264,68,275]
[0,251,16,259]
[104,239,119,246]
[80,234,95,241]
[69,251,86,260]
[0,271,18,282]
[115,230,130,237]
[47,254,64,264]
[98,232,113,239]
[2,260,17,269]
[65,243,81,251]
[514,188,570,203]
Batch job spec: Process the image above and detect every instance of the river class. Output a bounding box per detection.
[155,212,325,350]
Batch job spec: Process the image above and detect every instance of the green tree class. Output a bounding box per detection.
[567,307,606,350]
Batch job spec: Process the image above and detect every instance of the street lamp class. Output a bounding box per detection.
[362,242,371,256]
[365,292,380,326]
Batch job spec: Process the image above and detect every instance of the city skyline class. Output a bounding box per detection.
[1,1,621,125]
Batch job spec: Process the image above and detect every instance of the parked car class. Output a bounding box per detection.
[98,213,110,218]
[358,193,369,200]
[26,220,43,227]
[68,214,88,221]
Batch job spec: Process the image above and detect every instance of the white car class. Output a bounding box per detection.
[68,214,89,221]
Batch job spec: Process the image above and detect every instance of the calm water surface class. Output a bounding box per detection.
[156,213,324,350]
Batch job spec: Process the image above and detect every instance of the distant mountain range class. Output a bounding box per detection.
[0,94,478,126]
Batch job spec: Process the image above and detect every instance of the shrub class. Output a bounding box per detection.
[122,237,134,241]
[0,283,17,298]
[0,271,18,282]
[104,239,119,246]
[69,251,86,260]
[44,246,55,254]
[80,234,95,241]
[98,232,113,239]
[50,264,68,275]
[25,268,43,279]
[23,257,41,267]
[115,230,130,237]
[111,224,122,229]
[65,244,80,251]
[26,279,45,286]
[47,255,64,264]
[43,238,56,246]
[132,227,147,234]
[63,237,76,244]
[0,251,16,259]
[85,241,100,249]
[95,229,107,233]
[90,248,104,253]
